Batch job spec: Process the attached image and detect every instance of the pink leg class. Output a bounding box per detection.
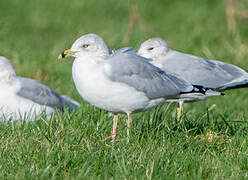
[111,114,118,141]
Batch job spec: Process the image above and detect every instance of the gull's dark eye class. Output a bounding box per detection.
[148,47,154,51]
[82,44,89,48]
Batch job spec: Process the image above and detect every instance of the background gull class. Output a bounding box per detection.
[138,38,248,118]
[0,56,79,121]
[58,33,221,141]
[138,38,248,90]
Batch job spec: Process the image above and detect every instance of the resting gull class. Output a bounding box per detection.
[0,56,79,121]
[137,38,247,118]
[58,33,221,141]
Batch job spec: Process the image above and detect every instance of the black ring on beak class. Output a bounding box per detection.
[61,51,66,58]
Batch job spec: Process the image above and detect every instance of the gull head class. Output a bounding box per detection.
[58,33,109,60]
[0,56,17,84]
[137,38,170,59]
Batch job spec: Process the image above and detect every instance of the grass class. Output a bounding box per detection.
[0,0,248,179]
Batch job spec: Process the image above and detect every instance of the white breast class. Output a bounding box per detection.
[72,57,163,114]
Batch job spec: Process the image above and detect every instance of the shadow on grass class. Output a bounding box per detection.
[133,104,248,142]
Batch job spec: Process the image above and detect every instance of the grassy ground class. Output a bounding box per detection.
[1,0,248,179]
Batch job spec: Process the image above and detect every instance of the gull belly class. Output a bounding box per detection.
[72,58,162,114]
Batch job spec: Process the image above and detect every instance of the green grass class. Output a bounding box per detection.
[1,0,248,179]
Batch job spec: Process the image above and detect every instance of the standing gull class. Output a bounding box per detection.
[138,38,248,118]
[0,56,79,121]
[58,33,221,141]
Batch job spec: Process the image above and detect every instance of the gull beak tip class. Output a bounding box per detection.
[58,49,75,60]
[58,51,65,60]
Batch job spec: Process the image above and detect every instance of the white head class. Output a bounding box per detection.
[59,33,110,59]
[137,38,171,59]
[0,56,17,84]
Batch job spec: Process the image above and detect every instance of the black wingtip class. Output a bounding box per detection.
[191,85,208,94]
[180,85,221,95]
[217,81,248,91]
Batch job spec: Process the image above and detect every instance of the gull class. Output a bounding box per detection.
[58,33,221,141]
[0,56,79,121]
[113,47,223,120]
[138,38,248,118]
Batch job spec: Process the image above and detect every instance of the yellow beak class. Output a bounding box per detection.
[58,49,76,59]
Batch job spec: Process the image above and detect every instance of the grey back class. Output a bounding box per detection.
[158,50,248,90]
[17,77,64,110]
[107,49,193,99]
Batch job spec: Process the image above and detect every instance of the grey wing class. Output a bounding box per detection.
[160,50,248,89]
[107,51,193,99]
[110,47,136,55]
[17,77,64,109]
[60,95,80,110]
[209,60,248,90]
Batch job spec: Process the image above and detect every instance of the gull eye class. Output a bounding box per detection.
[82,44,89,48]
[148,47,154,51]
